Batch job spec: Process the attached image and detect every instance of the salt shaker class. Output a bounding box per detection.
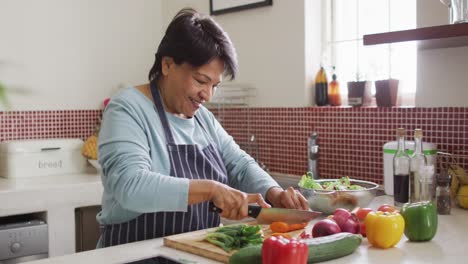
[436,172,451,215]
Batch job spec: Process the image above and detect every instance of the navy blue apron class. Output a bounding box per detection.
[100,82,228,247]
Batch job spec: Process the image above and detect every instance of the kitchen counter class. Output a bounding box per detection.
[27,195,468,264]
[0,169,102,216]
[0,168,103,257]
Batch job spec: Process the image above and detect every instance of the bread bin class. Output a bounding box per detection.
[0,139,87,178]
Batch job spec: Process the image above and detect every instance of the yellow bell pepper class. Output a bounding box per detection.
[365,211,404,249]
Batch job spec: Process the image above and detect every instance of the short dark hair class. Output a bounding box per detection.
[149,8,238,82]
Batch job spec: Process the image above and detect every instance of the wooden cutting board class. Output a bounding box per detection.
[163,222,307,263]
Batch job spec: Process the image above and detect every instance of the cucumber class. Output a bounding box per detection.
[228,232,361,264]
[303,232,362,263]
[229,245,262,264]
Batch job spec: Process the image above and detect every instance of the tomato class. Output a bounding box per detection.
[360,221,366,237]
[355,208,373,237]
[355,208,373,220]
[377,204,399,213]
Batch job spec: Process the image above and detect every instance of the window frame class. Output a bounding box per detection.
[322,0,416,106]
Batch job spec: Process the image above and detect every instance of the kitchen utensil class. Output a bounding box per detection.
[208,203,321,224]
[298,179,379,215]
[164,225,236,263]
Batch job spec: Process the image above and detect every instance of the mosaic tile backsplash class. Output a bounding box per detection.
[0,110,102,142]
[1,107,467,184]
[210,107,468,185]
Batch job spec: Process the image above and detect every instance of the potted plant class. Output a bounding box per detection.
[347,73,371,107]
[375,78,399,107]
[370,58,400,107]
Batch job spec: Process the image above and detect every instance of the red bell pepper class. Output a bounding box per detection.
[262,236,308,264]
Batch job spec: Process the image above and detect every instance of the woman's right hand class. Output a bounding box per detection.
[209,181,270,220]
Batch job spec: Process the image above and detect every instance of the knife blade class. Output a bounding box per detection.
[208,203,321,224]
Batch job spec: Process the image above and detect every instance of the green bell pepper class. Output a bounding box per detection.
[401,201,438,241]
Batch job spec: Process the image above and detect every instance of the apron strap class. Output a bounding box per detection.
[149,81,176,144]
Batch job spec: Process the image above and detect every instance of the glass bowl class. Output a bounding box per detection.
[298,179,379,215]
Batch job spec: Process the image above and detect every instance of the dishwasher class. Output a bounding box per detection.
[0,218,48,264]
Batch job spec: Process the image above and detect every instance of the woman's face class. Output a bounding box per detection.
[160,57,224,118]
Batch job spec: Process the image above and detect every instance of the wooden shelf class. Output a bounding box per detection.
[363,23,468,50]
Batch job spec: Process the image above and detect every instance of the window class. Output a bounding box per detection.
[323,0,417,105]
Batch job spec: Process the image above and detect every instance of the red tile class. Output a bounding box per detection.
[208,106,468,184]
[1,107,467,185]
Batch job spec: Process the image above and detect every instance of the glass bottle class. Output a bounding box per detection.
[393,128,410,207]
[315,66,329,106]
[409,129,427,202]
[436,172,451,215]
[328,66,342,106]
[419,164,435,202]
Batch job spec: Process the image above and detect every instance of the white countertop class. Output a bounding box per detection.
[26,195,468,264]
[0,168,102,217]
[0,167,101,192]
[1,168,103,257]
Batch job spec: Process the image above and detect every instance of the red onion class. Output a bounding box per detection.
[332,208,352,228]
[312,219,342,238]
[339,214,360,234]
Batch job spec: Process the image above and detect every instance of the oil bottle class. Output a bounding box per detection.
[315,67,328,106]
[328,66,341,106]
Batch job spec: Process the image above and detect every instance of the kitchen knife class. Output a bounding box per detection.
[208,203,321,224]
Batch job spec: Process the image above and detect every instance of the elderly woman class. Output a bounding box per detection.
[97,8,308,247]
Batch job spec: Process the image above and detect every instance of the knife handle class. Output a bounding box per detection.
[208,203,262,219]
[208,202,223,214]
[247,205,261,218]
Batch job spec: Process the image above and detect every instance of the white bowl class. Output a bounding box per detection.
[88,159,102,172]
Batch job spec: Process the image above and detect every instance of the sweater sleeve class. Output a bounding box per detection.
[203,110,281,199]
[98,97,189,213]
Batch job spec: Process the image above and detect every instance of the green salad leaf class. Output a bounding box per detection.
[298,171,323,190]
[298,173,364,191]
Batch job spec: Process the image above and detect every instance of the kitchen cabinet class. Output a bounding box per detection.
[75,206,101,252]
[0,172,103,257]
[363,23,468,49]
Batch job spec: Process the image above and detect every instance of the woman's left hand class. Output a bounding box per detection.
[266,186,309,210]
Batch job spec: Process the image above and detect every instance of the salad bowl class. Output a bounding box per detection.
[298,176,379,215]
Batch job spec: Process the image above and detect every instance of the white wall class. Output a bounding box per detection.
[1,0,465,109]
[0,0,163,110]
[416,0,468,107]
[162,0,467,108]
[162,0,322,107]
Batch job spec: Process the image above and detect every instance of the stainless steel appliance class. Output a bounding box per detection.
[0,220,48,263]
[307,132,319,179]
